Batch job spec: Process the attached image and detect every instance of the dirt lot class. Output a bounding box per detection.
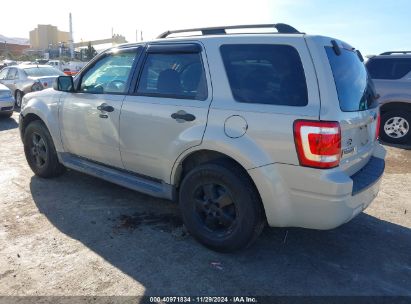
[0,112,410,297]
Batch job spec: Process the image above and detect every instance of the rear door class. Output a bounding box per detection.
[119,42,212,182]
[308,37,380,175]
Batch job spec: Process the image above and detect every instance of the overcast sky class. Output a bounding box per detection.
[1,0,410,55]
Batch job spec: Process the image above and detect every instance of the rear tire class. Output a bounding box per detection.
[23,120,65,178]
[179,159,265,252]
[380,110,411,144]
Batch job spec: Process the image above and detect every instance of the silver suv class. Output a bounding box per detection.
[19,24,386,251]
[366,51,411,144]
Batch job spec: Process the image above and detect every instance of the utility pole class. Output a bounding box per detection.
[69,13,74,59]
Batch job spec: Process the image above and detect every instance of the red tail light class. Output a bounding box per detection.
[294,120,341,169]
[375,110,381,140]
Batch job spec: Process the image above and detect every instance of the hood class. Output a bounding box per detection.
[0,83,11,91]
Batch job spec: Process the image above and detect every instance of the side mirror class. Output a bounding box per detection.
[54,76,74,92]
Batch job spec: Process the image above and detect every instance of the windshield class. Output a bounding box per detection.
[325,47,377,112]
[23,67,64,77]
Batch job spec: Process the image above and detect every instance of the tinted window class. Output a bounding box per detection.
[326,47,377,112]
[80,49,139,94]
[23,67,64,77]
[137,53,207,100]
[366,58,411,80]
[220,44,308,106]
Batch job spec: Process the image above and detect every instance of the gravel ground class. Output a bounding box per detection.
[0,112,410,297]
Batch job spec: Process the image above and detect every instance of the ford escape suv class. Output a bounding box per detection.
[366,51,411,144]
[19,24,386,251]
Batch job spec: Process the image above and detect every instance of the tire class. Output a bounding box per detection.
[23,120,65,178]
[15,90,23,108]
[380,110,411,144]
[179,159,265,252]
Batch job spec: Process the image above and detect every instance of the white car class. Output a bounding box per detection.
[0,84,14,118]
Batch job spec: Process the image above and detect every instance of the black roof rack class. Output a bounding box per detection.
[380,51,411,55]
[157,23,300,39]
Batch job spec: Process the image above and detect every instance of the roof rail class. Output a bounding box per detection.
[157,23,300,39]
[380,51,411,55]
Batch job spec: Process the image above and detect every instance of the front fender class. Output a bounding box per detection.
[20,90,64,152]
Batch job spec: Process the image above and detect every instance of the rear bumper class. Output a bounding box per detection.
[249,144,386,229]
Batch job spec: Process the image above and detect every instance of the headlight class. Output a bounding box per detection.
[21,95,29,109]
[31,81,43,92]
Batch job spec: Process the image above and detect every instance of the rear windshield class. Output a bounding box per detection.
[23,67,64,77]
[325,47,377,112]
[220,44,308,106]
[366,58,411,80]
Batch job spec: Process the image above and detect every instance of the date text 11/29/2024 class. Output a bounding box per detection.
[149,296,258,303]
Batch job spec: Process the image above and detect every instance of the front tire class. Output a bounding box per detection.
[380,110,411,144]
[179,160,265,252]
[23,120,65,178]
[15,91,23,108]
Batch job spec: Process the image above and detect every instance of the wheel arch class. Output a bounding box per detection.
[20,103,63,152]
[173,148,267,220]
[380,101,411,114]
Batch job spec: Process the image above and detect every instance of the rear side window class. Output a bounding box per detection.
[326,47,377,112]
[137,53,207,100]
[220,44,308,106]
[366,58,411,80]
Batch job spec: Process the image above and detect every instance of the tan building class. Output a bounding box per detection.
[29,24,70,50]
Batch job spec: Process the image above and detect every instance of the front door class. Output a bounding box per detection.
[59,47,141,169]
[120,43,212,182]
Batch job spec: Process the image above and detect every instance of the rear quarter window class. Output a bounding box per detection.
[366,58,411,80]
[220,44,308,106]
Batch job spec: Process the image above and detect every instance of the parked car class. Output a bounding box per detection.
[0,65,65,107]
[19,24,386,251]
[366,51,411,144]
[0,84,14,118]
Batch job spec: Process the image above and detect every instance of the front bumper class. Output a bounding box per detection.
[249,144,387,229]
[0,98,14,113]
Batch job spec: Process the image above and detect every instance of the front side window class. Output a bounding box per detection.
[80,49,139,94]
[326,47,377,112]
[220,44,308,106]
[137,52,207,100]
[366,58,411,80]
